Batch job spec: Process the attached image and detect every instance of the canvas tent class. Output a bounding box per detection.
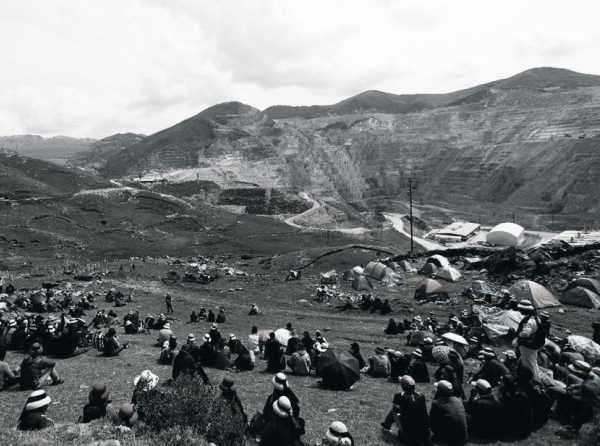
[508,280,560,308]
[420,262,438,276]
[476,305,524,341]
[487,222,524,247]
[437,266,462,282]
[427,254,450,269]
[569,277,600,295]
[560,286,600,309]
[414,278,446,300]
[567,335,600,364]
[364,262,388,281]
[352,274,373,291]
[399,260,416,273]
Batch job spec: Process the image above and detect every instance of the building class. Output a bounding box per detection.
[486,222,524,247]
[429,221,481,242]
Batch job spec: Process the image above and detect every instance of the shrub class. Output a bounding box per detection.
[136,376,216,434]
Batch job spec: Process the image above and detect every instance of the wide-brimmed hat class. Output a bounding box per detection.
[400,375,416,388]
[125,320,133,326]
[203,333,211,342]
[211,323,218,329]
[133,370,159,391]
[162,323,171,330]
[469,336,479,344]
[434,380,453,394]
[30,342,43,354]
[326,421,350,444]
[8,319,16,328]
[412,348,423,359]
[503,350,517,360]
[272,396,292,418]
[423,337,434,345]
[517,299,535,312]
[118,403,138,424]
[89,383,110,402]
[24,389,51,412]
[229,333,237,341]
[539,311,550,319]
[187,333,196,342]
[272,372,287,390]
[473,379,492,393]
[219,377,235,392]
[375,347,385,355]
[568,360,592,376]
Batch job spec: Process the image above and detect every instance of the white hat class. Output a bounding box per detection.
[326,421,350,444]
[229,333,237,341]
[517,299,535,311]
[434,380,453,393]
[125,320,133,326]
[133,370,159,391]
[272,396,291,418]
[473,379,492,393]
[187,333,196,342]
[316,342,329,353]
[163,323,171,330]
[272,372,287,390]
[24,389,51,411]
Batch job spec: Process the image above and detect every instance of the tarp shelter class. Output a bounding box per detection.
[352,274,373,291]
[476,305,524,341]
[427,255,450,269]
[560,286,600,309]
[487,222,524,247]
[414,279,445,300]
[399,260,416,273]
[471,280,496,298]
[437,266,462,282]
[569,277,600,295]
[320,270,338,284]
[316,349,360,390]
[508,280,560,308]
[432,345,464,365]
[420,262,438,276]
[567,335,600,364]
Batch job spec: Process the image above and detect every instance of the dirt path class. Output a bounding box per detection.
[383,212,444,251]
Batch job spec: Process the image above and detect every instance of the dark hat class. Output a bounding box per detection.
[89,383,110,402]
[219,377,235,392]
[375,347,385,355]
[30,342,43,354]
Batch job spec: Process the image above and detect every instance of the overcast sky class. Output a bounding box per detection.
[2,0,600,138]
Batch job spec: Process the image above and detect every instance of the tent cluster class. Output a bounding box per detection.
[345,261,403,292]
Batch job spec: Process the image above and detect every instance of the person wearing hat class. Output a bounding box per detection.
[466,336,482,359]
[206,309,215,323]
[172,343,210,384]
[324,420,355,445]
[159,339,176,365]
[287,345,311,376]
[407,349,430,383]
[208,323,223,349]
[466,379,502,439]
[103,327,129,357]
[553,361,595,439]
[248,325,260,356]
[114,403,142,428]
[420,337,435,363]
[259,396,302,446]
[199,333,217,366]
[248,303,260,316]
[206,377,248,444]
[367,347,391,378]
[515,299,544,380]
[216,307,226,324]
[17,389,53,430]
[19,343,63,390]
[262,372,300,423]
[592,321,600,345]
[157,322,173,346]
[434,363,465,400]
[165,293,174,314]
[430,380,468,446]
[228,335,255,371]
[80,383,116,423]
[501,350,519,377]
[473,347,510,386]
[348,342,366,370]
[381,375,430,445]
[264,332,284,373]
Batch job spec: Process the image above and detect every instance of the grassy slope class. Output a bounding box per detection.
[0,256,594,445]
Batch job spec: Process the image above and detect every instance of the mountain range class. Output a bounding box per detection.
[5,67,600,230]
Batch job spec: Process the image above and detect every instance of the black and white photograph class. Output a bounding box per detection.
[2,1,600,445]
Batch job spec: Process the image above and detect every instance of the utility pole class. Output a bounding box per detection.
[408,177,414,257]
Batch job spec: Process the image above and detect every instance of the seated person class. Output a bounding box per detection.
[102,328,128,357]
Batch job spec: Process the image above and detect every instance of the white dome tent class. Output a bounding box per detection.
[487,222,524,247]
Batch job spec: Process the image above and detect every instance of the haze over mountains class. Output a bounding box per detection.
[5,67,600,230]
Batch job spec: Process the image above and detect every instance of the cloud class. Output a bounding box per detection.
[1,0,600,137]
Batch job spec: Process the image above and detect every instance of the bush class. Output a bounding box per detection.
[136,376,246,445]
[137,376,216,434]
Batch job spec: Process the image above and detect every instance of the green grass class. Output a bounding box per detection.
[1,259,594,445]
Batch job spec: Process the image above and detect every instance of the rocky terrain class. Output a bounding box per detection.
[0,135,95,164]
[88,67,600,231]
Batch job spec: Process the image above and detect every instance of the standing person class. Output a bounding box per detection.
[429,380,468,446]
[17,390,53,430]
[264,332,283,373]
[515,299,544,381]
[248,326,260,356]
[381,375,431,446]
[165,293,174,314]
[19,343,63,390]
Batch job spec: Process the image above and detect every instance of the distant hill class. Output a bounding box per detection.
[0,135,95,164]
[0,151,111,199]
[70,133,145,170]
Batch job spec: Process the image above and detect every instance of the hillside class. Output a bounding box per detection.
[70,132,145,170]
[92,67,600,230]
[0,135,95,164]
